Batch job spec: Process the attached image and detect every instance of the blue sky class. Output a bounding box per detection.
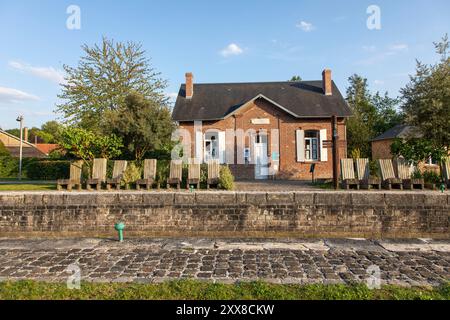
[0,0,449,129]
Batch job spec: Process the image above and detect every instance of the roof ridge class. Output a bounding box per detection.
[183,80,324,86]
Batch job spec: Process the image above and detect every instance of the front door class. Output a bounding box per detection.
[254,134,269,179]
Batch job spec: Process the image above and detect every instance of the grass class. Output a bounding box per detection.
[311,181,334,189]
[0,184,56,191]
[0,280,448,300]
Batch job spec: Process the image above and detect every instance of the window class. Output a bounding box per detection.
[255,132,267,144]
[305,130,319,161]
[427,157,439,166]
[204,132,219,162]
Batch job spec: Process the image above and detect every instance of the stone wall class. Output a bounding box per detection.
[0,191,448,238]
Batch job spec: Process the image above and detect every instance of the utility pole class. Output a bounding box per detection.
[16,115,24,180]
[332,115,339,190]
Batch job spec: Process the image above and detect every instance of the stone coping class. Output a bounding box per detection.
[0,190,448,207]
[0,190,448,195]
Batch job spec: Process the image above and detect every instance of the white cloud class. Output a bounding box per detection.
[356,43,409,66]
[389,43,408,51]
[220,43,244,57]
[374,80,384,85]
[9,61,66,84]
[296,21,315,32]
[0,86,40,103]
[362,45,377,52]
[166,92,178,100]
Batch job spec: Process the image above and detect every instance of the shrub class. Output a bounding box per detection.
[350,148,361,160]
[0,156,18,178]
[219,165,235,190]
[0,141,10,157]
[369,160,379,178]
[24,160,70,180]
[422,170,441,184]
[122,162,142,187]
[156,160,170,187]
[200,164,208,185]
[411,169,423,179]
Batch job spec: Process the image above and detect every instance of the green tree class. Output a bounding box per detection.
[345,74,377,157]
[28,127,45,143]
[5,129,20,138]
[289,75,302,81]
[391,138,447,166]
[56,37,169,132]
[400,34,450,152]
[41,121,63,143]
[6,121,63,144]
[346,74,403,157]
[59,127,123,165]
[107,92,175,161]
[371,92,403,137]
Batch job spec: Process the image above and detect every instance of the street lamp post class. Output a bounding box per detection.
[16,115,24,180]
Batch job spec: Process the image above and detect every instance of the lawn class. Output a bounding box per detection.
[0,280,448,300]
[0,184,56,191]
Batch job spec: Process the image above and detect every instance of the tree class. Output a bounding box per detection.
[41,121,63,143]
[59,127,123,165]
[346,74,403,157]
[6,121,63,144]
[28,127,45,143]
[400,34,450,153]
[56,37,169,133]
[345,74,377,157]
[371,92,403,137]
[5,129,20,138]
[107,92,175,161]
[289,75,302,81]
[391,138,447,167]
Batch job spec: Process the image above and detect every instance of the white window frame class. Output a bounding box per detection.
[304,131,319,162]
[204,131,220,163]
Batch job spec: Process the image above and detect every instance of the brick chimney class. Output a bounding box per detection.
[23,127,28,142]
[322,69,332,96]
[185,72,194,99]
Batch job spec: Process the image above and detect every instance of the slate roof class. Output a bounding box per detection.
[371,125,422,142]
[172,80,352,121]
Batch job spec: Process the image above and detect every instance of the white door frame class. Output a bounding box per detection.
[254,142,269,179]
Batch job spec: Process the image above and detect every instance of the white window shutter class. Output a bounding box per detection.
[218,131,226,164]
[320,129,328,162]
[195,130,203,163]
[296,130,305,162]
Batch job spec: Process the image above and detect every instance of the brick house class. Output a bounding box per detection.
[0,129,56,158]
[172,70,352,180]
[371,125,420,160]
[372,124,441,174]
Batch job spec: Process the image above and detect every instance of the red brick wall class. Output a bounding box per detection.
[178,98,347,180]
[372,139,393,160]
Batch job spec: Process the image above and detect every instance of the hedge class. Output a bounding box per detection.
[25,160,71,180]
[0,157,70,180]
[0,157,235,186]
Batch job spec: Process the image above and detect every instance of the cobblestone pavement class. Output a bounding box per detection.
[0,238,448,286]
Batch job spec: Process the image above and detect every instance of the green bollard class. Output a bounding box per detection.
[114,222,125,242]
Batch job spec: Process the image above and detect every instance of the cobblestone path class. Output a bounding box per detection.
[0,238,448,286]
